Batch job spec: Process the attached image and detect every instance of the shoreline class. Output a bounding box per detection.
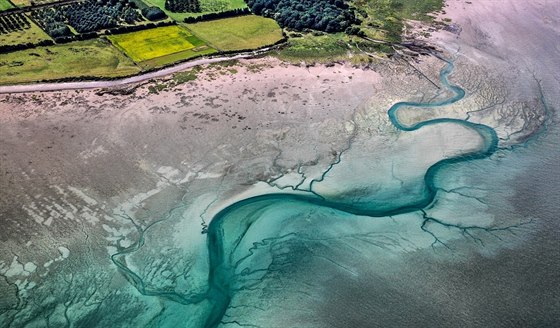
[0,46,279,94]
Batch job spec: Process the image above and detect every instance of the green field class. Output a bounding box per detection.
[9,0,29,6]
[0,0,14,10]
[108,25,216,68]
[137,45,216,68]
[186,15,283,51]
[0,39,140,85]
[0,19,51,46]
[276,32,392,64]
[141,0,247,21]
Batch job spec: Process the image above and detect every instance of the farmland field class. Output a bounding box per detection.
[9,0,27,6]
[0,39,140,85]
[0,18,51,47]
[108,25,216,68]
[0,0,14,11]
[137,45,216,69]
[186,15,283,51]
[141,0,247,21]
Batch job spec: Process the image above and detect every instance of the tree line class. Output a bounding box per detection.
[31,0,154,38]
[245,0,359,32]
[0,39,54,54]
[183,7,250,23]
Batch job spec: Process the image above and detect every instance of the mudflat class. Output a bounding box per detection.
[0,1,559,326]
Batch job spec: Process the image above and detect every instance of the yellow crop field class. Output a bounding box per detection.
[108,25,208,63]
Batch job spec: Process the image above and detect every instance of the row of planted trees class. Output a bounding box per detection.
[0,13,31,34]
[165,0,201,13]
[31,0,158,37]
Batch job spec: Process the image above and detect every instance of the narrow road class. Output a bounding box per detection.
[0,49,272,94]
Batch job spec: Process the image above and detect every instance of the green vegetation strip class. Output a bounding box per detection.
[276,33,350,63]
[354,0,444,42]
[276,32,394,64]
[0,39,140,85]
[186,15,283,51]
[0,0,14,11]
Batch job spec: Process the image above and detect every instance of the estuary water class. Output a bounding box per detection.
[110,56,559,327]
[202,59,495,327]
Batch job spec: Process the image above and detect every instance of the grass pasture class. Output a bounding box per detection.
[0,0,13,11]
[0,39,140,85]
[137,45,216,69]
[108,25,216,68]
[186,15,283,51]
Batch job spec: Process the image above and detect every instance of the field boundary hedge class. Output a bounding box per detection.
[0,39,54,54]
[183,7,250,23]
[54,20,176,43]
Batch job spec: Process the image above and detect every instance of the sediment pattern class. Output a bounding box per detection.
[106,58,536,327]
[1,0,559,322]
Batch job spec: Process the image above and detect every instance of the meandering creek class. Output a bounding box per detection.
[109,57,514,327]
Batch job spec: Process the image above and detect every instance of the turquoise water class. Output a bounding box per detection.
[108,57,556,327]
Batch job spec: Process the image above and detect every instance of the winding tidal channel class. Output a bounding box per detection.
[112,57,502,327]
